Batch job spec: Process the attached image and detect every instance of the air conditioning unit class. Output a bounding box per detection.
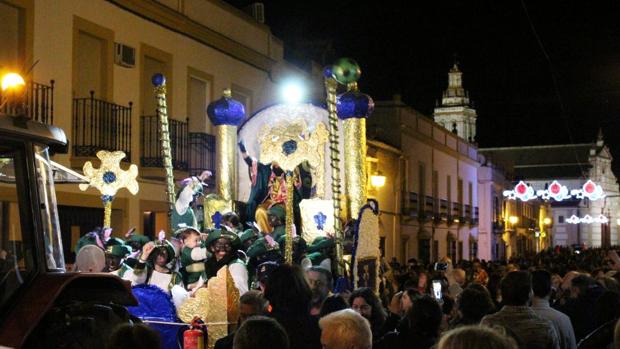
[245,2,265,24]
[114,42,135,68]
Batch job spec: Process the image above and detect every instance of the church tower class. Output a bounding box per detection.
[433,63,478,142]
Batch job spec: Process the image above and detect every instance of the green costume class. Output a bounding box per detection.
[180,246,206,285]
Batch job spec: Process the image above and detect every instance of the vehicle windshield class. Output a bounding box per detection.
[34,146,65,271]
[0,144,36,308]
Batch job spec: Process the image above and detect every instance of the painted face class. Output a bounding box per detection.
[105,254,122,271]
[155,248,169,267]
[212,238,232,261]
[351,296,372,320]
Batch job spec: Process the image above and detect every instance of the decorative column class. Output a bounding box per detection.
[333,60,374,219]
[207,89,246,206]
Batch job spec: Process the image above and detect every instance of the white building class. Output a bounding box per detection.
[480,130,620,248]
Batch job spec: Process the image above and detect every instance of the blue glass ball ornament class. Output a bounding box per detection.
[336,90,374,119]
[282,140,298,156]
[102,171,117,184]
[151,73,166,87]
[207,94,246,126]
[102,195,114,203]
[331,58,361,85]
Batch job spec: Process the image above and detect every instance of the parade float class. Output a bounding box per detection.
[138,58,384,347]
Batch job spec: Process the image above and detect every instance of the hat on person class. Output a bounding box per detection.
[239,229,259,244]
[267,205,286,221]
[276,235,307,254]
[106,244,132,258]
[126,233,150,248]
[246,237,281,259]
[306,236,335,253]
[206,228,241,250]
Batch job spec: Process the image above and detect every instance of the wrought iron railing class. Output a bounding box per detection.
[141,115,188,171]
[0,80,54,124]
[189,132,216,186]
[402,191,419,218]
[72,91,132,160]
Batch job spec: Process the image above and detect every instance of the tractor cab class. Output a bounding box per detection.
[0,74,136,348]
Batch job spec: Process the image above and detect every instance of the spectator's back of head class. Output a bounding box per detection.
[319,309,372,349]
[107,324,161,349]
[319,294,349,317]
[407,295,442,337]
[239,290,268,322]
[532,270,552,298]
[233,316,289,349]
[264,264,312,315]
[500,271,532,306]
[438,325,518,349]
[458,288,495,323]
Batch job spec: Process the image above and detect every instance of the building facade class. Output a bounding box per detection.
[433,63,477,143]
[481,131,620,249]
[0,0,314,261]
[368,97,482,264]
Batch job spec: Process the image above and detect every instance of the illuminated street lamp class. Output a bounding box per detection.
[543,217,552,226]
[1,72,25,91]
[509,216,519,225]
[370,172,386,188]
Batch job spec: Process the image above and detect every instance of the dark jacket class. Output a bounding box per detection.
[269,310,321,349]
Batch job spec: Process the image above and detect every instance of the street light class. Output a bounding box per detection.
[543,217,552,226]
[370,172,386,188]
[1,72,25,92]
[280,79,305,104]
[509,216,519,225]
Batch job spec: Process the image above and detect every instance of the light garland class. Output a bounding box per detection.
[504,179,605,202]
[566,214,609,224]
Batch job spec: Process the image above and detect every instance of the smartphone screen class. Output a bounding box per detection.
[432,280,442,300]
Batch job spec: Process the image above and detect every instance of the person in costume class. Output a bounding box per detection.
[246,235,282,289]
[123,231,150,268]
[204,229,249,295]
[277,234,311,268]
[171,170,211,230]
[176,227,207,291]
[238,140,303,234]
[124,237,188,307]
[221,211,242,232]
[239,228,259,252]
[306,236,335,272]
[104,237,132,274]
[267,205,287,241]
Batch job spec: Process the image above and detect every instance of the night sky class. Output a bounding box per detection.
[227,0,620,168]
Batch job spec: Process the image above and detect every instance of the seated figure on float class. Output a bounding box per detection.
[238,140,305,234]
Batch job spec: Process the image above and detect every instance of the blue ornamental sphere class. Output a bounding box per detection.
[323,66,333,79]
[207,92,246,126]
[151,73,166,87]
[336,90,374,120]
[331,58,361,85]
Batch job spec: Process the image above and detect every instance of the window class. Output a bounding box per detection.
[73,17,114,100]
[433,240,439,263]
[468,181,473,207]
[231,84,253,117]
[419,238,430,265]
[432,170,438,198]
[188,75,212,133]
[0,143,36,311]
[0,2,22,70]
[447,175,452,202]
[457,178,463,204]
[558,215,564,224]
[448,239,457,262]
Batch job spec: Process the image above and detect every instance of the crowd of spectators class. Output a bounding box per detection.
[109,246,620,349]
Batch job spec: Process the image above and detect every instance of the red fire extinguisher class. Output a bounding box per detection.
[184,317,206,349]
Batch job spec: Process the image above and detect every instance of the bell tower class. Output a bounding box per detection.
[433,63,478,142]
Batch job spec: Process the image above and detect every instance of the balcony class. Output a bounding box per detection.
[420,195,434,221]
[72,91,132,160]
[141,115,189,173]
[402,191,419,219]
[1,80,54,124]
[464,204,472,224]
[473,206,479,225]
[439,199,449,221]
[450,202,462,225]
[189,132,216,187]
